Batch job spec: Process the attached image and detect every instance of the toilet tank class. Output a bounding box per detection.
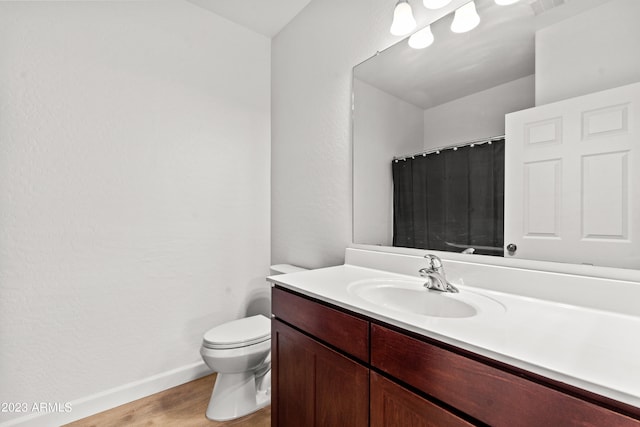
[270,264,308,275]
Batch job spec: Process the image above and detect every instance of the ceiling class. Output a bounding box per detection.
[186,0,312,37]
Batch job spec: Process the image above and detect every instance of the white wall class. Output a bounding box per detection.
[272,0,470,269]
[423,75,535,150]
[536,0,640,105]
[353,79,424,246]
[0,2,270,425]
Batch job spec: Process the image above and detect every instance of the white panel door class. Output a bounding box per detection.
[505,82,640,268]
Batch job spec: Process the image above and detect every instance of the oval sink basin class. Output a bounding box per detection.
[347,279,504,318]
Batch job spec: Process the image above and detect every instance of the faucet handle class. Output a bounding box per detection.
[424,254,443,270]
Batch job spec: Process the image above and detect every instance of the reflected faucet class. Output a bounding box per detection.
[418,254,459,293]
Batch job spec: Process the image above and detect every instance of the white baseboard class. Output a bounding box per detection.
[0,361,212,427]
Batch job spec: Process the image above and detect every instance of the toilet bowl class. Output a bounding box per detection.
[200,264,307,421]
[200,315,271,421]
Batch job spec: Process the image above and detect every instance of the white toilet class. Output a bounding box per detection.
[200,264,307,421]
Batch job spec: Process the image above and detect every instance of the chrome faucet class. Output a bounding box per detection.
[418,254,459,293]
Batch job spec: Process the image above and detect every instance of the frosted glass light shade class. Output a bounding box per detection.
[495,0,520,4]
[390,0,417,36]
[408,25,435,49]
[451,1,480,33]
[423,0,453,9]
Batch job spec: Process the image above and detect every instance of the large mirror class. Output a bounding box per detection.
[353,0,640,269]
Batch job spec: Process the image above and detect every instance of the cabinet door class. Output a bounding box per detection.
[371,372,474,427]
[271,319,369,427]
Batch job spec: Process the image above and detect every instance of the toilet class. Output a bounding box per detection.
[200,264,307,421]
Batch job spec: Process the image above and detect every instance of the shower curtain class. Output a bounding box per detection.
[392,139,504,256]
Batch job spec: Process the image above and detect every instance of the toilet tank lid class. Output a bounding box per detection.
[270,264,308,274]
[203,315,270,348]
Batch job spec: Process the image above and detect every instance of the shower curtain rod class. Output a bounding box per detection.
[393,134,505,162]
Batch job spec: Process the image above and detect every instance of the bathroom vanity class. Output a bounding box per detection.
[268,249,640,426]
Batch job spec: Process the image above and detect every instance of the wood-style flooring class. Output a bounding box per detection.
[64,374,270,427]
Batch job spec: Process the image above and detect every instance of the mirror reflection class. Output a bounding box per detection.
[353,0,640,268]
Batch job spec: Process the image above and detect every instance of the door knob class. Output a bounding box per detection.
[506,243,517,255]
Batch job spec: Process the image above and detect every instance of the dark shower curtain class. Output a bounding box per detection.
[392,139,504,256]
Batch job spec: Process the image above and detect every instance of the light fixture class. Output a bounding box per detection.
[408,25,435,49]
[423,0,453,9]
[390,0,417,36]
[495,0,520,4]
[450,1,480,33]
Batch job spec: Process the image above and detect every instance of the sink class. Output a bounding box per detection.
[347,278,504,318]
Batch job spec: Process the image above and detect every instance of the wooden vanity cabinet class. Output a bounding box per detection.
[371,323,640,427]
[271,286,640,427]
[271,287,369,427]
[271,319,369,427]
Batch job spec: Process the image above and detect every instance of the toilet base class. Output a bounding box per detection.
[206,370,271,421]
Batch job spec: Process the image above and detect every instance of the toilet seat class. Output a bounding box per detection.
[203,314,271,349]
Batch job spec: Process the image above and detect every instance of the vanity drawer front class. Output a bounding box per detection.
[272,287,369,362]
[371,324,640,427]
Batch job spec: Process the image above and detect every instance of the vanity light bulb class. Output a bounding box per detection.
[408,25,435,49]
[423,0,453,9]
[390,0,417,36]
[495,0,520,4]
[451,1,480,33]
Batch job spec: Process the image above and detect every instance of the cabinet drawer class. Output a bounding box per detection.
[371,324,640,427]
[371,372,474,427]
[272,287,369,362]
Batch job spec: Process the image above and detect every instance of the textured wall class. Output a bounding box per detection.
[0,1,270,423]
[272,0,469,269]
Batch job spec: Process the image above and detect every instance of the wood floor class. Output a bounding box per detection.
[64,374,270,427]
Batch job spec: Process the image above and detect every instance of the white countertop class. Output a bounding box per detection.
[268,264,640,409]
